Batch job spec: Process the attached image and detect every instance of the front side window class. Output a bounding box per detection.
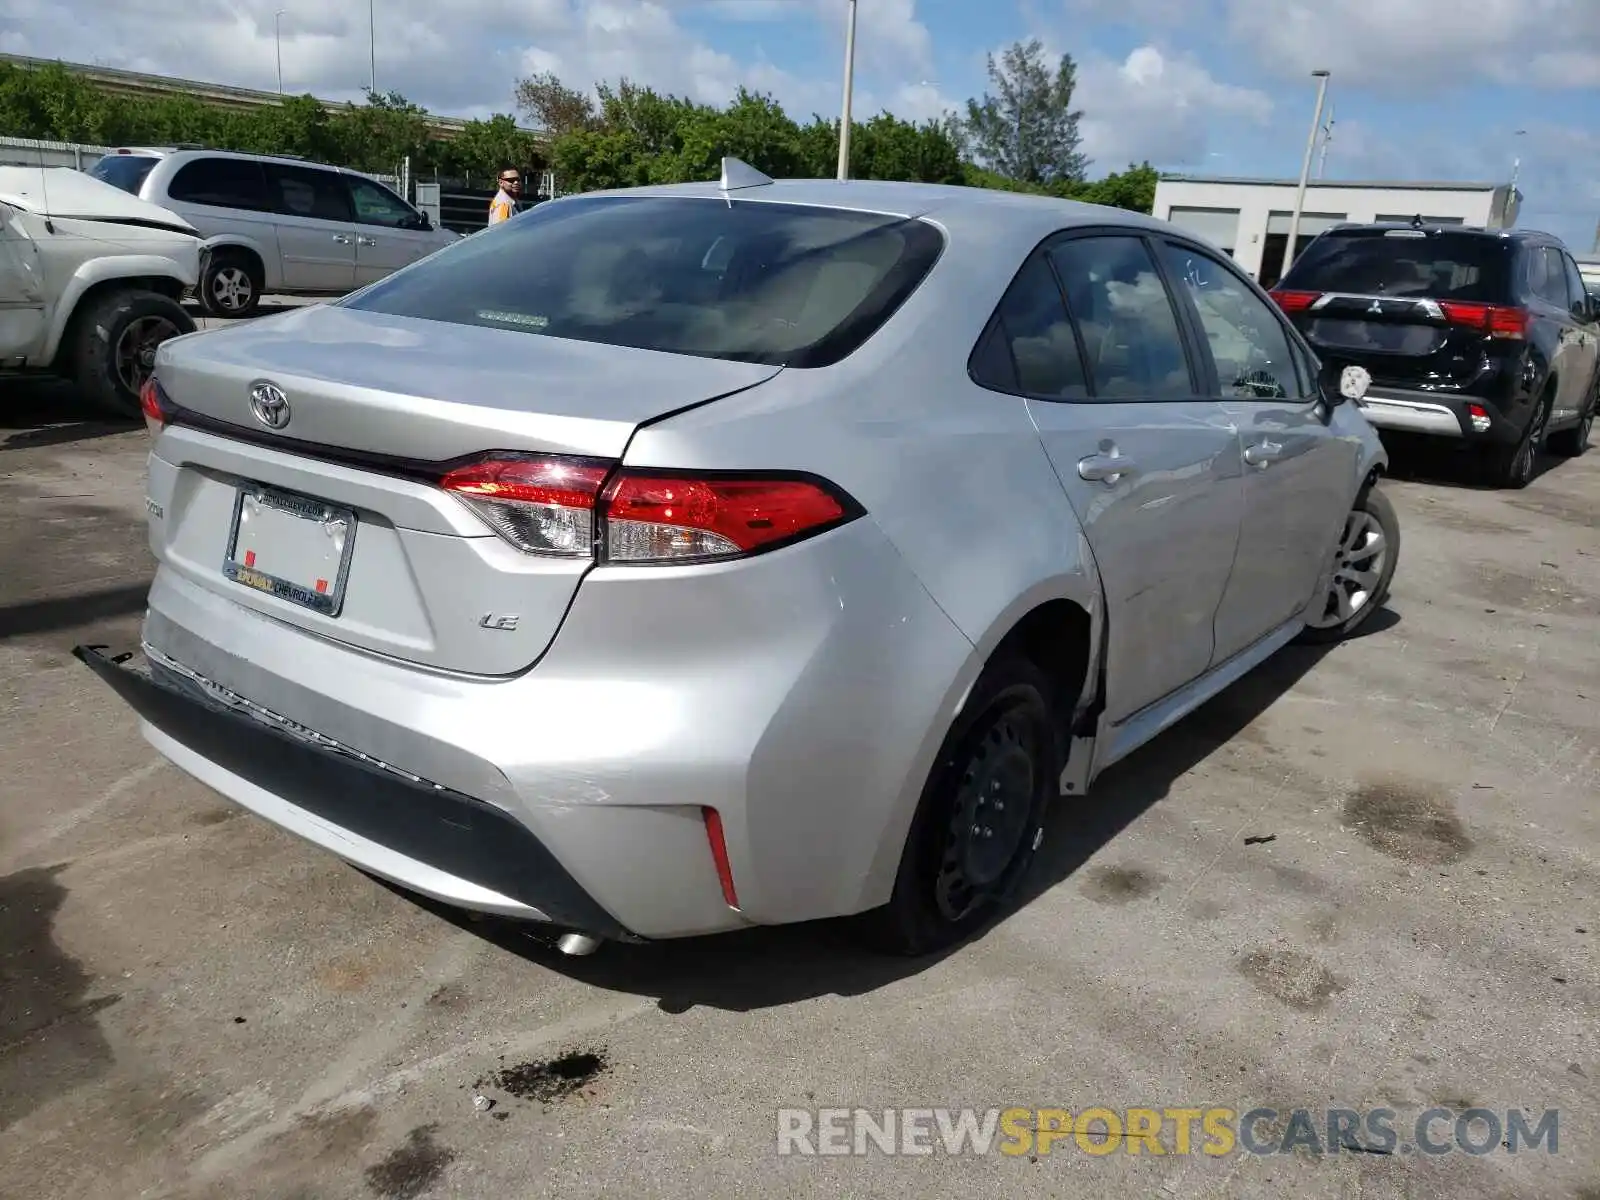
[1047,235,1193,399]
[265,165,353,223]
[347,177,419,227]
[1162,241,1304,400]
[341,196,945,367]
[167,157,271,211]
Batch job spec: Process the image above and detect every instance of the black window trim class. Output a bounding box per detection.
[1156,233,1325,406]
[966,224,1213,406]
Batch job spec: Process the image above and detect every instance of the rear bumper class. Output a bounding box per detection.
[74,642,639,941]
[80,515,975,940]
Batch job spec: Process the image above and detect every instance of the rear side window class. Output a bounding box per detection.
[970,254,1088,398]
[265,164,352,223]
[1280,230,1512,302]
[341,195,945,368]
[1048,236,1194,399]
[167,157,272,211]
[89,154,158,195]
[347,176,418,227]
[1527,247,1573,308]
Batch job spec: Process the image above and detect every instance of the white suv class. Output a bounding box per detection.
[89,148,458,318]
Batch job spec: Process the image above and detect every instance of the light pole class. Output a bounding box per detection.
[836,0,857,180]
[1510,128,1527,189]
[369,0,377,95]
[1316,103,1334,179]
[1280,68,1330,285]
[275,10,284,94]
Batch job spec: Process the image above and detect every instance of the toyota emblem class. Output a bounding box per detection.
[249,382,291,430]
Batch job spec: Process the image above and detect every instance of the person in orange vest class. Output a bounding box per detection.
[488,169,521,225]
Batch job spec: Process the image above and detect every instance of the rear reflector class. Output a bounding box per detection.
[1268,289,1320,313]
[1438,301,1528,339]
[439,455,610,556]
[702,807,739,910]
[601,474,852,563]
[440,456,861,563]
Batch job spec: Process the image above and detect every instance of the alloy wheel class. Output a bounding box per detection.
[113,315,181,395]
[1514,403,1549,484]
[1307,508,1389,630]
[211,266,254,312]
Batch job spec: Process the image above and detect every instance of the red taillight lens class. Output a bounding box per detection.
[1269,289,1320,313]
[600,473,852,563]
[440,456,860,563]
[140,377,172,431]
[1438,301,1527,340]
[439,455,611,556]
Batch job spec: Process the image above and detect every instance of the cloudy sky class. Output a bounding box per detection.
[5,0,1597,247]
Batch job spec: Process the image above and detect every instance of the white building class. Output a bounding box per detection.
[1153,175,1522,287]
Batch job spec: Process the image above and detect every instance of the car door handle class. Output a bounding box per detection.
[331,233,352,244]
[356,235,377,247]
[1243,440,1284,468]
[1077,452,1138,483]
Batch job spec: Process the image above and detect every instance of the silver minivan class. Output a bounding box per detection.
[89,148,458,318]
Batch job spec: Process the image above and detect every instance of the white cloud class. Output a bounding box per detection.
[1222,0,1600,91]
[4,0,931,125]
[1074,46,1273,169]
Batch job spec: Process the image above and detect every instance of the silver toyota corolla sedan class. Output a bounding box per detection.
[79,160,1398,957]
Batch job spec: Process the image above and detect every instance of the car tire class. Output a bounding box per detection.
[69,288,195,419]
[1296,484,1400,645]
[1548,381,1596,458]
[199,250,263,319]
[857,654,1057,957]
[1482,391,1552,488]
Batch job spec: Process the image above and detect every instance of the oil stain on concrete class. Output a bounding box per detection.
[478,1048,609,1104]
[1236,948,1344,1011]
[364,1124,456,1200]
[1344,780,1473,866]
[1080,865,1163,905]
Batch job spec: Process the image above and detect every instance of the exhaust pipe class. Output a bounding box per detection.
[556,932,603,957]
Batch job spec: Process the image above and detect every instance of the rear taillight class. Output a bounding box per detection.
[1438,301,1528,340]
[440,455,859,563]
[439,455,611,556]
[601,473,852,563]
[140,377,173,432]
[1268,289,1320,313]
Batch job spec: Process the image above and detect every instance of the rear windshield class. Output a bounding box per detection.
[1280,229,1512,302]
[340,195,945,367]
[88,154,158,195]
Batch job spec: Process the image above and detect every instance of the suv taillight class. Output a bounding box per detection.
[1268,289,1320,313]
[440,455,860,563]
[1438,301,1528,340]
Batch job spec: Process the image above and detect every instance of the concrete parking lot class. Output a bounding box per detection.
[2,321,1598,1198]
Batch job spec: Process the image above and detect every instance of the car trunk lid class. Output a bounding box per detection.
[147,304,782,676]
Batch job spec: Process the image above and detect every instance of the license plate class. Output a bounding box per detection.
[223,485,357,616]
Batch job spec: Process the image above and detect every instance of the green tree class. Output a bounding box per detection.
[1065,163,1157,213]
[962,39,1087,186]
[514,71,597,138]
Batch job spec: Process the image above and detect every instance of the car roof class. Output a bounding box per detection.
[151,148,351,173]
[568,177,1175,243]
[1319,221,1567,250]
